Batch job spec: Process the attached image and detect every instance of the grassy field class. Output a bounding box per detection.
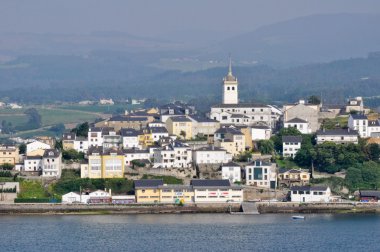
[0,114,28,127]
[276,158,301,169]
[18,180,48,198]
[37,108,100,126]
[58,104,141,114]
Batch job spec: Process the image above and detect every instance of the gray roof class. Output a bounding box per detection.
[62,133,76,140]
[279,168,309,174]
[43,149,60,158]
[359,190,380,198]
[222,162,240,167]
[134,179,164,188]
[317,129,358,136]
[290,185,329,191]
[149,127,168,133]
[110,116,148,122]
[196,146,225,152]
[282,135,302,143]
[123,149,149,154]
[246,160,272,167]
[350,114,367,120]
[120,128,139,137]
[251,125,270,129]
[368,120,380,127]
[191,179,231,187]
[286,117,308,123]
[212,103,269,108]
[169,116,191,122]
[188,115,218,123]
[215,127,243,135]
[88,146,103,155]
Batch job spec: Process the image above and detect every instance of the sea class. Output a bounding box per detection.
[0,213,379,252]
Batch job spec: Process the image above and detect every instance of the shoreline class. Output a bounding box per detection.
[1,202,380,215]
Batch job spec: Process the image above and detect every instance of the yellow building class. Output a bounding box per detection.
[138,129,154,148]
[278,168,310,187]
[81,147,124,179]
[166,116,192,140]
[0,145,19,165]
[134,179,195,203]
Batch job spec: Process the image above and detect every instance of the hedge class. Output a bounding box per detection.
[14,198,61,203]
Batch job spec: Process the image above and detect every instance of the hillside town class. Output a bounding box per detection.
[1,61,380,208]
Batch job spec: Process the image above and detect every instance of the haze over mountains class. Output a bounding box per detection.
[0,13,380,106]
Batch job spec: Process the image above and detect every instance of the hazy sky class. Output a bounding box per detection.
[1,0,380,36]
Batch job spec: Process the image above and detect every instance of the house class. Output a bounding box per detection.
[137,129,154,148]
[359,190,380,202]
[214,127,246,156]
[316,129,359,144]
[345,97,370,114]
[149,127,169,142]
[62,192,82,204]
[88,127,114,147]
[102,130,122,149]
[153,141,192,168]
[192,146,232,165]
[191,179,243,203]
[23,156,42,172]
[41,149,62,178]
[368,119,380,138]
[88,190,112,204]
[283,100,320,132]
[278,168,310,187]
[123,149,150,166]
[221,162,241,183]
[282,135,302,158]
[251,126,271,140]
[290,186,331,203]
[134,179,164,203]
[188,115,220,137]
[120,128,141,149]
[95,116,150,131]
[81,147,124,179]
[26,140,51,156]
[0,145,19,165]
[166,116,193,140]
[62,133,88,153]
[158,184,195,204]
[99,99,114,105]
[245,160,277,189]
[159,102,196,123]
[112,195,135,204]
[284,117,311,134]
[348,114,368,138]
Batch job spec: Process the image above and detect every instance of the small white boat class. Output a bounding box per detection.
[292,216,305,220]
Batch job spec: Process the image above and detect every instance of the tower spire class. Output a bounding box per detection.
[228,54,232,76]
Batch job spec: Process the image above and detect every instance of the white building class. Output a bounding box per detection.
[316,129,359,144]
[26,141,51,155]
[192,146,232,165]
[41,149,62,178]
[245,160,277,189]
[251,126,271,140]
[62,192,84,204]
[348,114,380,138]
[209,61,274,128]
[73,137,88,153]
[188,115,220,137]
[149,127,169,142]
[221,162,241,183]
[153,141,192,168]
[23,156,42,172]
[120,128,141,149]
[99,99,114,105]
[88,127,113,147]
[290,186,331,203]
[123,149,150,166]
[282,135,302,158]
[191,179,243,203]
[284,117,311,134]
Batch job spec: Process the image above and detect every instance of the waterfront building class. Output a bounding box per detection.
[245,160,277,189]
[278,168,310,187]
[290,185,331,203]
[191,179,243,203]
[41,149,62,178]
[359,190,380,202]
[134,179,164,203]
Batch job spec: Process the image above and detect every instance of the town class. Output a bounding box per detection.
[0,61,380,213]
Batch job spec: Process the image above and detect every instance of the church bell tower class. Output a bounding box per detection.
[222,57,238,104]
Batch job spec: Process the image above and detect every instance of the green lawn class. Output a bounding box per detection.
[0,115,28,127]
[58,104,141,114]
[276,159,301,169]
[18,180,48,198]
[141,174,183,184]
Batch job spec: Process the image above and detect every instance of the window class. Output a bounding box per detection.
[227,87,230,90]
[232,87,235,90]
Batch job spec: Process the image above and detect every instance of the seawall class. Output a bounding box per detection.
[0,203,241,215]
[257,202,380,214]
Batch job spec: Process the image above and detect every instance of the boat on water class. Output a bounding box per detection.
[292,216,305,220]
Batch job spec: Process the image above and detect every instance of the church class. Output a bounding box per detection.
[209,59,274,128]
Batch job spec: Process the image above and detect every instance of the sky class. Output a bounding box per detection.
[0,0,380,37]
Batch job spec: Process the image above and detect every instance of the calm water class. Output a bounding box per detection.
[0,213,379,252]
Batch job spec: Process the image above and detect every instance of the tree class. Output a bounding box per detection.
[0,163,14,170]
[271,127,302,152]
[49,123,65,135]
[18,143,26,154]
[366,143,380,161]
[236,151,252,162]
[180,130,186,139]
[345,167,363,189]
[62,149,84,160]
[24,108,42,129]
[257,140,274,155]
[308,95,321,105]
[71,122,89,137]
